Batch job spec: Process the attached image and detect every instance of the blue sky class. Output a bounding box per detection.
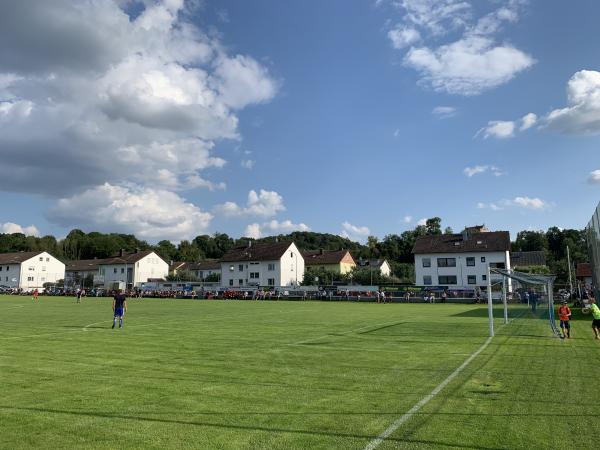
[1,0,600,243]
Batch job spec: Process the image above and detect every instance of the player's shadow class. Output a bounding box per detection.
[451,307,530,318]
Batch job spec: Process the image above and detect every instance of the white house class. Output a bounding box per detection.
[220,241,304,288]
[97,249,168,289]
[65,259,103,289]
[357,258,392,277]
[187,260,221,281]
[0,251,65,291]
[413,228,511,290]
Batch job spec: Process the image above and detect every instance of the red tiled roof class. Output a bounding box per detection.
[0,251,44,264]
[302,250,354,265]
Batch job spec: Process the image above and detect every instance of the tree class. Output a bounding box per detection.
[425,217,442,235]
[155,240,178,262]
[444,227,454,235]
[176,240,202,262]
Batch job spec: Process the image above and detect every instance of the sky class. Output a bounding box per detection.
[1,0,600,243]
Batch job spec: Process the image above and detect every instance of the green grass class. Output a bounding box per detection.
[1,295,599,449]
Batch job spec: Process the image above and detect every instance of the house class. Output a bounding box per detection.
[302,249,356,274]
[576,263,593,287]
[510,251,547,269]
[0,251,65,291]
[186,260,221,281]
[356,258,392,277]
[97,249,168,289]
[412,229,511,289]
[65,258,104,288]
[220,241,304,288]
[168,261,187,276]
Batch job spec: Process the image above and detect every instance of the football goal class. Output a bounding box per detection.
[486,267,560,338]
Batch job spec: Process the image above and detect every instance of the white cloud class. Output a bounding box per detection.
[405,36,534,95]
[588,170,600,184]
[47,183,212,241]
[244,220,310,239]
[463,165,504,177]
[341,221,370,242]
[386,1,533,95]
[403,215,413,224]
[545,70,600,135]
[416,218,427,226]
[432,106,457,118]
[0,222,40,236]
[478,196,551,211]
[476,120,515,139]
[388,26,421,49]
[0,1,278,240]
[520,112,537,130]
[241,159,255,170]
[393,128,400,138]
[215,189,285,217]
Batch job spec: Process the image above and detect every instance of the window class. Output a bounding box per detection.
[238,279,244,285]
[5,277,7,282]
[291,252,294,258]
[39,257,43,261]
[466,257,475,267]
[42,266,46,272]
[438,275,457,285]
[437,258,456,267]
[489,262,505,269]
[199,271,204,279]
[46,258,49,262]
[268,263,275,271]
[423,275,432,285]
[481,257,486,263]
[482,275,487,281]
[121,268,125,274]
[41,277,45,282]
[229,279,233,286]
[422,258,431,268]
[0,267,2,272]
[28,276,34,281]
[467,275,476,285]
[29,266,35,271]
[114,268,117,274]
[268,278,275,286]
[250,272,260,279]
[239,264,244,272]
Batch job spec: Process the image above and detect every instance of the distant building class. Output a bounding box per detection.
[186,260,221,281]
[65,259,103,288]
[168,261,187,275]
[510,251,547,269]
[576,262,593,287]
[0,251,65,291]
[413,229,511,289]
[302,249,356,274]
[97,249,168,289]
[356,258,392,277]
[220,241,304,288]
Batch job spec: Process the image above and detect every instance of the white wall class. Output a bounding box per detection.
[414,251,510,288]
[13,252,65,290]
[99,252,168,288]
[0,264,21,289]
[220,243,305,288]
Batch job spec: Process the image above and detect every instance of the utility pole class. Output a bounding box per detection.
[567,245,573,295]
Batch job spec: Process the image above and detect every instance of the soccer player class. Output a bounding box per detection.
[584,298,600,340]
[558,300,572,339]
[76,288,82,304]
[112,289,128,329]
[32,288,39,303]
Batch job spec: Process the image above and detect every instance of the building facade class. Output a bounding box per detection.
[413,230,511,290]
[65,259,102,288]
[220,241,304,288]
[0,251,65,290]
[356,258,392,277]
[97,250,168,289]
[302,249,356,274]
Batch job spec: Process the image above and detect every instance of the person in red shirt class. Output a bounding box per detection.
[558,300,572,339]
[32,288,39,303]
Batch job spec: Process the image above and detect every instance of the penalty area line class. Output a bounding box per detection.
[363,335,493,450]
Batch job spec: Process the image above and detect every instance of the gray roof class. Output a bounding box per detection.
[413,231,510,254]
[220,242,294,262]
[510,251,547,267]
[0,251,44,264]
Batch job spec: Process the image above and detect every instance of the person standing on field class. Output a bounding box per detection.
[32,288,38,303]
[112,289,127,329]
[558,300,572,339]
[584,298,600,340]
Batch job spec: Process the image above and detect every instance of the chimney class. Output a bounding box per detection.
[134,248,140,254]
[170,260,174,266]
[319,248,324,255]
[119,249,124,257]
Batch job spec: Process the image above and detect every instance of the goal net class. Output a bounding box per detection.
[488,268,560,338]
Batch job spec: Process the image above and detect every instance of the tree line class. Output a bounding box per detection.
[0,217,588,284]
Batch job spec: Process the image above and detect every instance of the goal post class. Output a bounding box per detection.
[486,268,560,338]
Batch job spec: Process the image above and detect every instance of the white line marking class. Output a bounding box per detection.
[292,321,400,345]
[82,321,105,331]
[364,335,493,450]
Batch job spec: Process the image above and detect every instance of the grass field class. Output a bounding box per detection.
[1,295,599,449]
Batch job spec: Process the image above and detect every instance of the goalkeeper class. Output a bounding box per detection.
[583,298,600,340]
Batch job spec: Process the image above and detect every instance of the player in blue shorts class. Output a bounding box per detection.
[112,290,128,329]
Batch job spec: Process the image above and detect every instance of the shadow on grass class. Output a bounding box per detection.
[0,405,508,449]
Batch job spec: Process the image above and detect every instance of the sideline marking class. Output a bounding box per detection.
[82,321,105,332]
[364,309,527,450]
